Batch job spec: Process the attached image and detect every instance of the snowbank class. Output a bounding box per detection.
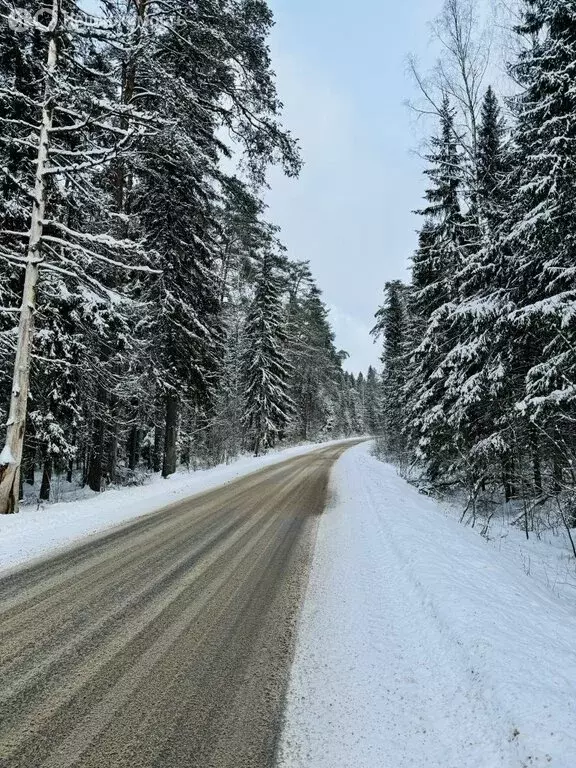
[0,438,358,576]
[447,497,576,608]
[278,442,576,768]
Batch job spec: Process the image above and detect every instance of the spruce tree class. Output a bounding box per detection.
[242,254,294,456]
[405,97,466,480]
[285,264,344,441]
[476,86,507,221]
[430,86,513,497]
[364,366,382,437]
[506,0,576,486]
[412,96,464,319]
[372,281,408,460]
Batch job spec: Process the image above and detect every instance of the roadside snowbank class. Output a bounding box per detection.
[448,498,576,608]
[278,442,576,768]
[0,439,356,575]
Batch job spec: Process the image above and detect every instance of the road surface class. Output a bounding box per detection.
[0,442,357,768]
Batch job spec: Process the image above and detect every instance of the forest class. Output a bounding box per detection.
[0,0,376,514]
[373,0,576,534]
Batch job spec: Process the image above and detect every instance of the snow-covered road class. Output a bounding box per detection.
[278,442,576,768]
[0,439,359,575]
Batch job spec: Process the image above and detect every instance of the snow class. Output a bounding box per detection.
[0,444,15,465]
[278,442,576,768]
[0,439,359,576]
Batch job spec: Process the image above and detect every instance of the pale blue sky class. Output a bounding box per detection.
[85,0,447,373]
[265,0,446,373]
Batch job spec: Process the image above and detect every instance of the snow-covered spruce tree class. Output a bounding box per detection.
[0,1,156,512]
[345,373,366,435]
[333,374,353,438]
[476,86,508,226]
[242,252,295,456]
[363,365,382,437]
[285,262,345,441]
[424,86,517,501]
[411,98,464,319]
[502,0,576,497]
[207,179,273,464]
[355,371,367,432]
[134,126,223,479]
[372,280,409,461]
[129,0,301,478]
[404,97,467,483]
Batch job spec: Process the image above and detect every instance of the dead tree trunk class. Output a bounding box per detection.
[0,0,61,514]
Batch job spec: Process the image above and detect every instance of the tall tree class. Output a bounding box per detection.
[372,281,408,459]
[506,0,576,474]
[0,0,155,512]
[242,253,294,456]
[404,97,466,479]
[286,263,344,441]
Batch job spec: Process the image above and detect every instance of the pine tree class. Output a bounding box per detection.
[132,0,301,477]
[208,179,271,463]
[0,0,356,512]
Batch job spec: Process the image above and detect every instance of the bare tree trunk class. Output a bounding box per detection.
[128,425,140,470]
[87,386,107,493]
[553,454,563,495]
[153,420,163,474]
[107,396,118,483]
[530,425,542,496]
[39,454,53,502]
[162,392,179,478]
[22,446,35,487]
[502,455,515,503]
[0,0,61,514]
[88,421,105,492]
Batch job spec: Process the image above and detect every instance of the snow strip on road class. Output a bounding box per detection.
[278,442,576,768]
[0,438,359,575]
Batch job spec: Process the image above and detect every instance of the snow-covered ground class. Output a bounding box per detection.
[278,442,576,768]
[0,438,357,576]
[448,498,576,608]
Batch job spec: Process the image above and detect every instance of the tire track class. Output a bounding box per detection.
[0,442,357,768]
